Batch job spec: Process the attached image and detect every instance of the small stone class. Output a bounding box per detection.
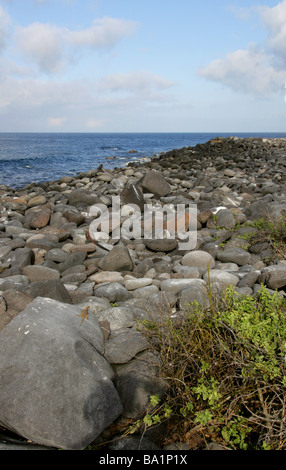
[61,243,96,254]
[124,277,153,290]
[89,271,124,284]
[224,169,236,177]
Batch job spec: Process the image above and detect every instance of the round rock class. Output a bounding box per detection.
[181,250,215,270]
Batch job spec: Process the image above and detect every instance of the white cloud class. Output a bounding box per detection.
[198,46,285,95]
[260,0,286,67]
[98,70,175,94]
[16,22,65,74]
[48,117,67,127]
[67,17,138,49]
[86,118,106,129]
[198,0,286,96]
[15,17,138,74]
[0,5,10,52]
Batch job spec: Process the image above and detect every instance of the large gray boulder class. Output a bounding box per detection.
[98,245,133,272]
[216,247,251,266]
[0,297,123,450]
[181,250,215,270]
[138,170,171,198]
[259,264,286,289]
[120,183,145,212]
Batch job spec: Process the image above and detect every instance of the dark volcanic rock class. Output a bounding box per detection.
[138,170,171,197]
[28,279,73,304]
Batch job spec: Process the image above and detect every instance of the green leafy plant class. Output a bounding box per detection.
[137,284,286,450]
[245,214,286,261]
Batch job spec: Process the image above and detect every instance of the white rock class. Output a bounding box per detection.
[125,278,153,290]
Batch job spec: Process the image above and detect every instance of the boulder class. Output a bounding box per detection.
[58,252,86,273]
[104,327,150,364]
[0,289,34,331]
[27,195,47,207]
[89,271,124,284]
[28,279,73,304]
[98,245,133,272]
[260,265,286,289]
[0,275,30,292]
[215,209,236,230]
[94,282,132,303]
[179,284,210,310]
[203,269,239,288]
[237,271,259,288]
[120,183,145,212]
[139,170,171,197]
[1,247,35,276]
[216,247,251,266]
[114,350,167,419]
[160,278,206,295]
[124,277,153,290]
[96,306,134,331]
[131,285,159,299]
[27,207,52,229]
[67,189,97,207]
[181,250,215,270]
[22,265,60,282]
[45,248,69,263]
[0,297,123,450]
[244,200,271,220]
[144,238,178,252]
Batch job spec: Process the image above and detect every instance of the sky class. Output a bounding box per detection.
[0,0,286,132]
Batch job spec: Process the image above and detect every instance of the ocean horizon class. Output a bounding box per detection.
[1,132,286,189]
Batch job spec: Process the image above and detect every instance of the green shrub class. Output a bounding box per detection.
[138,285,286,450]
[247,214,286,261]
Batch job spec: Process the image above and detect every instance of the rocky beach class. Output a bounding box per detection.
[0,136,286,451]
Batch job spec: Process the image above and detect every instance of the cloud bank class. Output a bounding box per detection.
[0,4,175,131]
[198,0,286,96]
[15,17,139,74]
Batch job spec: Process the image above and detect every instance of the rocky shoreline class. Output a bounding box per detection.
[0,136,286,450]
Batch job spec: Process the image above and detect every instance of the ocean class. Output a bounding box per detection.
[0,132,286,189]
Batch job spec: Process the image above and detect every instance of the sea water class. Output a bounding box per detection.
[0,132,285,188]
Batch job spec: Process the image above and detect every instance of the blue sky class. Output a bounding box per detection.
[0,0,285,132]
